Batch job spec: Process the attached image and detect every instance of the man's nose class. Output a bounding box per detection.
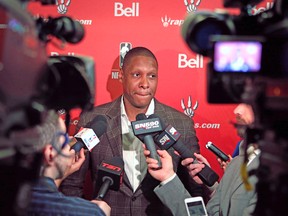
[139,76,149,88]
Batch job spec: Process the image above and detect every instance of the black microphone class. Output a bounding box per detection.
[72,115,107,152]
[95,156,124,200]
[131,113,163,168]
[154,123,219,187]
[206,141,229,162]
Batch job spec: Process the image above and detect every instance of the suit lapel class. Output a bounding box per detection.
[103,98,134,194]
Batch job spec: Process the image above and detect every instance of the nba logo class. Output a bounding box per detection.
[119,42,132,68]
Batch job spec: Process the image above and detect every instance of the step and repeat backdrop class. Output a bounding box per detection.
[28,0,273,176]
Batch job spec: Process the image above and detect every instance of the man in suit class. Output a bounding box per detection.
[60,47,202,215]
[145,145,260,216]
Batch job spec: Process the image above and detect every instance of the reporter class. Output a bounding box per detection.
[13,111,110,216]
[216,103,255,171]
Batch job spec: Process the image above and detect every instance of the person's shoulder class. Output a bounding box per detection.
[81,97,121,116]
[76,97,121,128]
[94,97,121,109]
[55,194,104,214]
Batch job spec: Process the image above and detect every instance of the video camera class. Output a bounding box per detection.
[182,0,288,215]
[182,0,288,105]
[0,0,95,215]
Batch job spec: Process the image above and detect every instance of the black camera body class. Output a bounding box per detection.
[182,0,288,104]
[0,1,95,215]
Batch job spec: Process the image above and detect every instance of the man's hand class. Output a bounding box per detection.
[55,148,85,187]
[65,148,86,177]
[217,155,232,171]
[181,153,209,185]
[90,200,111,216]
[144,148,175,182]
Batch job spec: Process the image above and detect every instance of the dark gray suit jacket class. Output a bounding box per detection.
[60,96,202,216]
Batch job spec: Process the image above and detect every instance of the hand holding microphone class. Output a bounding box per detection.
[71,115,107,152]
[206,141,229,162]
[153,115,219,187]
[131,113,163,168]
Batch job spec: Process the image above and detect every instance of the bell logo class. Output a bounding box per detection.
[114,2,140,17]
[178,54,203,68]
[248,2,274,15]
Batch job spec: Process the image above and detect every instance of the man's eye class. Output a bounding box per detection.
[149,74,157,78]
[133,73,140,77]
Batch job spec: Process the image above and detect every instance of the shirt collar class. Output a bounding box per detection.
[120,95,155,133]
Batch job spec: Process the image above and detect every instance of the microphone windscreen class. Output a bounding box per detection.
[136,113,147,121]
[148,114,165,127]
[108,156,124,168]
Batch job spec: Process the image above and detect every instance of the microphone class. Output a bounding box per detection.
[95,156,124,200]
[131,113,163,168]
[72,115,107,152]
[154,122,219,187]
[206,141,229,162]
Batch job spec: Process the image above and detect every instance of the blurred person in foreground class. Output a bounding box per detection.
[218,103,256,171]
[12,111,110,216]
[60,47,203,215]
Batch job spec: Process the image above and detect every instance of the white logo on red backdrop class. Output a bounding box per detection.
[178,53,204,68]
[181,96,198,118]
[119,42,132,67]
[184,0,202,13]
[161,15,184,28]
[56,0,71,14]
[114,2,140,17]
[248,2,274,15]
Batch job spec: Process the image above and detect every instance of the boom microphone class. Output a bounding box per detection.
[95,156,124,200]
[154,121,219,187]
[206,141,229,162]
[72,115,107,152]
[131,113,163,168]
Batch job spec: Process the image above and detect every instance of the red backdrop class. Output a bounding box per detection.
[28,0,273,177]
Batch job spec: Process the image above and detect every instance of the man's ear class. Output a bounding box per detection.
[43,145,55,166]
[119,68,123,83]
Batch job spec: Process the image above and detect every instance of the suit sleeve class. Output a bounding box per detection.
[154,175,191,216]
[205,179,222,215]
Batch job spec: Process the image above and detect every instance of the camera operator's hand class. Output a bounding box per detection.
[181,153,209,185]
[143,148,175,182]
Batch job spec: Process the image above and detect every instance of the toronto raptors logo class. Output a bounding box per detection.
[181,96,198,118]
[56,0,71,14]
[184,0,202,13]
